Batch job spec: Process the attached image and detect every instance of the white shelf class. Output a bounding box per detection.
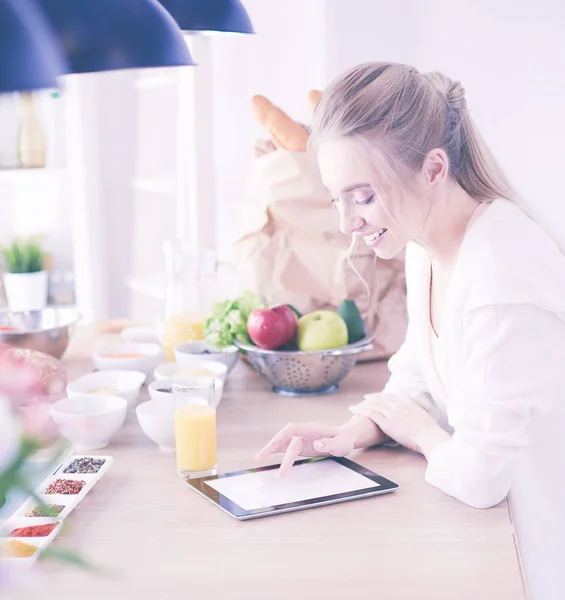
[0,167,66,183]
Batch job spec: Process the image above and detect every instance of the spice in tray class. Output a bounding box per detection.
[64,457,106,474]
[8,523,57,538]
[25,504,65,517]
[2,539,37,558]
[44,478,86,495]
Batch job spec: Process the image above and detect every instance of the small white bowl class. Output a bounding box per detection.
[66,370,147,409]
[92,343,163,376]
[174,341,239,373]
[50,395,127,451]
[135,398,175,453]
[153,360,228,384]
[148,377,225,407]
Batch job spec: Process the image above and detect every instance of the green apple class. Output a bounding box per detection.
[297,310,348,351]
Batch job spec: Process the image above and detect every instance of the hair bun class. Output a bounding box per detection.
[447,81,466,109]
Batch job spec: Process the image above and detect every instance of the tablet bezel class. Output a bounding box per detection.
[184,456,399,520]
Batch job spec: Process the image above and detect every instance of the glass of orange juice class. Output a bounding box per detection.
[172,377,217,479]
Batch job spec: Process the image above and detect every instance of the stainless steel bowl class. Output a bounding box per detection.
[235,336,374,396]
[0,307,81,359]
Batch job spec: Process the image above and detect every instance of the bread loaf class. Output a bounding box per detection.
[251,95,309,152]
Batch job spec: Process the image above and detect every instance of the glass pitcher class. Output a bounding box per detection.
[162,240,235,361]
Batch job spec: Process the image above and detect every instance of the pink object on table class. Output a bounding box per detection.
[0,347,67,407]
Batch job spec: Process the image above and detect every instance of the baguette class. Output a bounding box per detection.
[307,89,323,112]
[251,95,309,152]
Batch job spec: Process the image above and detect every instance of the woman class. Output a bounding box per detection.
[256,62,565,599]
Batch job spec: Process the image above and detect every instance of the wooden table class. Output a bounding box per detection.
[9,329,526,600]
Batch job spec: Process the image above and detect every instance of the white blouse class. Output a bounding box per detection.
[350,199,565,599]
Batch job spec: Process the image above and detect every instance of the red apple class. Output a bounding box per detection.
[247,305,297,350]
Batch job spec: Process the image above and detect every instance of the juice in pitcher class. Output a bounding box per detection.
[162,313,206,361]
[162,240,226,361]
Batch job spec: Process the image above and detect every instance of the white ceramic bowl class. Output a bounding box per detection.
[153,360,228,384]
[174,341,239,373]
[50,395,127,451]
[66,370,147,409]
[148,377,225,407]
[135,398,175,453]
[92,343,163,376]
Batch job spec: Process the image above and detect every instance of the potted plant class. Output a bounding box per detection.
[1,237,48,312]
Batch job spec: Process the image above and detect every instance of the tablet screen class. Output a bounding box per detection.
[205,458,380,511]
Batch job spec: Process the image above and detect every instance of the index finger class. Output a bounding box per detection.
[276,436,305,478]
[255,423,308,460]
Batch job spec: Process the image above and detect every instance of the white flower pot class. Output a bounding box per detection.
[3,271,48,312]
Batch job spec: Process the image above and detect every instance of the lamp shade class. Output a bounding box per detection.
[0,0,67,93]
[38,0,195,75]
[158,0,254,34]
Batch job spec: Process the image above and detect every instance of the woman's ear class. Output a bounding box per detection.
[423,148,449,186]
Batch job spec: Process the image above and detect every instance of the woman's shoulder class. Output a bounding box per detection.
[459,199,565,310]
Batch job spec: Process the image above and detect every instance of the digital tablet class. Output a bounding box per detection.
[185,457,399,520]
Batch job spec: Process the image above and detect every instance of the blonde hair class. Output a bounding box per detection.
[310,62,514,202]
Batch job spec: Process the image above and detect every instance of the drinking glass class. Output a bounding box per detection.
[172,377,217,479]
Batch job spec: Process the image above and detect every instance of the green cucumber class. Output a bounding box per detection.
[285,304,302,319]
[337,299,365,344]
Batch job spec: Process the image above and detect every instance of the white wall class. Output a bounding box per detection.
[323,0,426,77]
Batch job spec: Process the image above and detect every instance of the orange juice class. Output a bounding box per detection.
[162,313,206,361]
[174,405,217,473]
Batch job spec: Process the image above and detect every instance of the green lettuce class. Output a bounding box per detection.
[204,291,265,349]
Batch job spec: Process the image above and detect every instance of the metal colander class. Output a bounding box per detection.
[235,336,374,396]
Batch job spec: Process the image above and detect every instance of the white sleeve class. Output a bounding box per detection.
[425,303,564,509]
[349,321,443,423]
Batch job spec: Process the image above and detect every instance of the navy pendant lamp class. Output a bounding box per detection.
[0,0,67,93]
[37,0,195,75]
[158,0,254,34]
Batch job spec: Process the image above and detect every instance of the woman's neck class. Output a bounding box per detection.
[415,184,488,268]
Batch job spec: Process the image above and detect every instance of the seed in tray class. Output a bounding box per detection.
[44,478,86,495]
[3,540,37,558]
[64,457,106,474]
[25,504,65,517]
[9,523,57,538]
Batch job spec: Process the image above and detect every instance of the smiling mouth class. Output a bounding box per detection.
[363,228,387,244]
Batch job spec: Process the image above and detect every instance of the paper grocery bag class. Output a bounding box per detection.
[233,150,407,361]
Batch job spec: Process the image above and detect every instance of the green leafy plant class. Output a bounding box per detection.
[204,291,265,349]
[1,237,45,274]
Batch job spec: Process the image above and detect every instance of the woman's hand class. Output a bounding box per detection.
[255,416,387,477]
[363,393,451,457]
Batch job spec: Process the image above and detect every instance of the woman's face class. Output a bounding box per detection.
[318,139,430,259]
